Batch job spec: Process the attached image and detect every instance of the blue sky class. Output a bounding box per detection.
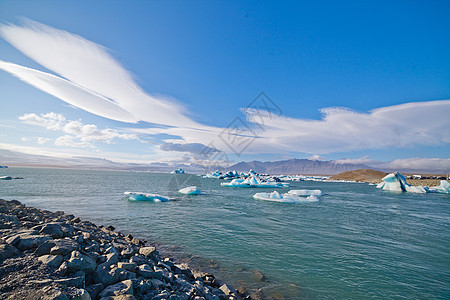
[0,0,449,170]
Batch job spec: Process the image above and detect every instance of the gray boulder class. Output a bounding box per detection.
[98,279,133,298]
[68,251,97,274]
[16,234,52,251]
[50,238,79,255]
[139,246,157,258]
[0,244,20,260]
[40,223,64,238]
[38,254,63,269]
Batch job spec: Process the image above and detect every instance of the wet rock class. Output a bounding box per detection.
[38,254,63,268]
[252,270,266,282]
[0,243,20,260]
[50,238,79,255]
[98,279,133,298]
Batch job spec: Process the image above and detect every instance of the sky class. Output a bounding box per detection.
[0,0,449,171]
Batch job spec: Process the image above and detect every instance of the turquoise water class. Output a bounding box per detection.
[1,167,449,299]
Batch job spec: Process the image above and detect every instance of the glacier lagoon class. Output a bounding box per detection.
[0,167,449,299]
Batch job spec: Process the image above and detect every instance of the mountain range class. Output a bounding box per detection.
[228,159,371,175]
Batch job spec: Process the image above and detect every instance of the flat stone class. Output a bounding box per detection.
[0,244,20,260]
[50,238,79,256]
[117,262,137,272]
[98,279,133,298]
[38,254,63,269]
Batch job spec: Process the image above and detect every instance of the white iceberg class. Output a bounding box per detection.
[221,176,289,188]
[124,192,170,202]
[171,168,185,174]
[253,191,320,203]
[287,189,323,197]
[376,172,426,193]
[178,186,202,195]
[427,180,450,194]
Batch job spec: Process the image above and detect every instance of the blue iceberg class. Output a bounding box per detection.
[376,172,426,193]
[253,191,320,203]
[124,192,170,202]
[178,186,202,195]
[221,176,289,188]
[427,180,450,194]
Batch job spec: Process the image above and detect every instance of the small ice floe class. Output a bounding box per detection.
[178,186,202,195]
[171,168,185,174]
[287,189,323,197]
[221,176,289,188]
[124,192,170,202]
[376,172,426,193]
[253,191,320,203]
[0,176,12,180]
[427,180,450,194]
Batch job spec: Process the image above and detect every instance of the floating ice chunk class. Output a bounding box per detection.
[178,186,202,195]
[427,180,450,194]
[287,189,323,197]
[376,172,426,193]
[171,168,185,174]
[221,176,289,188]
[253,191,320,203]
[124,192,170,202]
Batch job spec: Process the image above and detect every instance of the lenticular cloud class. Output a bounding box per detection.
[0,19,197,128]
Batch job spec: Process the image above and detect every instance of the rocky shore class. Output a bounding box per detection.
[0,199,244,300]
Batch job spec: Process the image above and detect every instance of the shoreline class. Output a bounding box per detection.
[0,199,246,300]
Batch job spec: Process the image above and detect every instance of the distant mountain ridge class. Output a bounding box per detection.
[229,158,372,175]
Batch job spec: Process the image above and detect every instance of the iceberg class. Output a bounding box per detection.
[287,189,323,197]
[124,192,170,202]
[171,168,185,174]
[376,172,426,193]
[178,186,202,195]
[253,191,320,203]
[221,176,290,188]
[427,180,450,194]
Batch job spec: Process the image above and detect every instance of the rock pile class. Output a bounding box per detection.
[0,199,244,300]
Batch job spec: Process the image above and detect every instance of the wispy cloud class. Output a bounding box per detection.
[243,100,450,154]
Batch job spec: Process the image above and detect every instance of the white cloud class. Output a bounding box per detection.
[19,112,65,130]
[308,154,325,161]
[21,137,31,142]
[37,137,50,144]
[54,135,91,148]
[243,99,450,154]
[334,156,376,165]
[381,158,450,172]
[18,112,138,147]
